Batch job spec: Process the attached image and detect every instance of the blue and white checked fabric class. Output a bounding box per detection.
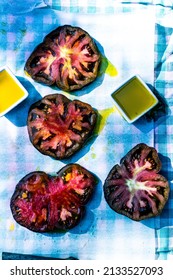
[154,11,173,259]
[45,1,173,13]
[0,1,173,260]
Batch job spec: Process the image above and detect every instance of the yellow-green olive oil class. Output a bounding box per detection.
[0,69,26,114]
[112,76,158,121]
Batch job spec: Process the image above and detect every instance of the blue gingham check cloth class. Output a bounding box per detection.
[0,0,173,260]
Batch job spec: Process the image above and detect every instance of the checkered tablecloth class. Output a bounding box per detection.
[0,0,173,260]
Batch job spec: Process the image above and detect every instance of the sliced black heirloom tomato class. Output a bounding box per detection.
[27,94,97,159]
[25,25,101,91]
[10,164,96,232]
[104,143,169,221]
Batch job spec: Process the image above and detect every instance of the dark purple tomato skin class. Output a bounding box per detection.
[10,164,96,232]
[25,25,100,92]
[104,143,170,221]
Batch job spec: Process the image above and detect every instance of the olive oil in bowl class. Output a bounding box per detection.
[112,75,158,123]
[0,66,28,117]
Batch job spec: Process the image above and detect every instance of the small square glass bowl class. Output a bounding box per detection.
[0,66,28,117]
[111,75,158,123]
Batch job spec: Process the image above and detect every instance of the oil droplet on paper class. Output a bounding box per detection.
[84,150,96,161]
[91,153,96,159]
[99,55,118,77]
[9,223,15,231]
[105,60,118,77]
[84,156,89,161]
[24,70,31,77]
[94,107,116,135]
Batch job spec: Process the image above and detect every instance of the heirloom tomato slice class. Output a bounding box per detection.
[25,25,100,91]
[27,94,97,159]
[10,164,96,232]
[104,143,169,221]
